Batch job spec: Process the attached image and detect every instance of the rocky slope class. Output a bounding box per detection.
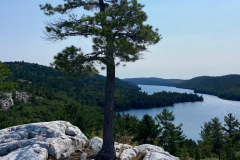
[0,91,30,110]
[0,121,179,160]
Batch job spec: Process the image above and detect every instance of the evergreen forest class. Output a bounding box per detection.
[2,62,240,159]
[124,75,240,101]
[3,61,203,111]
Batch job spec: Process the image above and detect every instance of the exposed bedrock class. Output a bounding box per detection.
[0,121,88,159]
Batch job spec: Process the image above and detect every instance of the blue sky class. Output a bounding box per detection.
[1,0,239,79]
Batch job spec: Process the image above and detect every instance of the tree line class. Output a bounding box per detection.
[124,75,240,101]
[3,61,202,110]
[177,75,240,101]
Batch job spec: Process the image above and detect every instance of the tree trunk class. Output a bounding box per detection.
[96,53,116,160]
[94,2,115,159]
[99,0,105,12]
[218,148,220,160]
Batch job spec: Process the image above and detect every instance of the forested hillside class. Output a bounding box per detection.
[177,75,240,101]
[123,77,184,86]
[3,61,203,110]
[124,75,240,101]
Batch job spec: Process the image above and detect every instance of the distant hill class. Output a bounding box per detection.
[123,75,240,101]
[123,77,184,86]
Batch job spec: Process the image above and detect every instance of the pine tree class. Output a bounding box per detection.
[179,144,189,160]
[40,1,161,159]
[194,147,201,160]
[199,121,212,159]
[200,117,224,159]
[0,61,17,92]
[211,118,224,160]
[184,139,197,158]
[154,109,186,156]
[223,113,239,139]
[137,114,159,144]
[223,113,240,159]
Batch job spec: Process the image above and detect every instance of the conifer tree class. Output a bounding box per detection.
[179,144,189,160]
[199,121,212,159]
[223,113,240,159]
[200,118,224,159]
[154,109,186,156]
[223,113,239,139]
[194,147,201,160]
[137,114,159,144]
[40,1,161,159]
[184,139,197,158]
[0,61,17,93]
[211,118,224,160]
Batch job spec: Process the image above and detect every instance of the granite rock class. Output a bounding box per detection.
[15,91,30,104]
[89,137,103,151]
[89,137,179,160]
[137,144,179,160]
[0,121,88,159]
[0,93,14,110]
[0,144,48,160]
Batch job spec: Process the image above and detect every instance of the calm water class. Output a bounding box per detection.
[117,85,240,142]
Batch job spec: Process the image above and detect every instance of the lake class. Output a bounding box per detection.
[117,85,240,142]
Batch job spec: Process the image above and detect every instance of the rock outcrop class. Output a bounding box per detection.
[137,144,179,160]
[89,137,179,160]
[0,91,32,110]
[15,91,30,104]
[0,93,14,110]
[0,121,88,159]
[0,121,179,160]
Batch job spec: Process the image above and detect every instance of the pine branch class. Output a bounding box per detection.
[40,1,100,15]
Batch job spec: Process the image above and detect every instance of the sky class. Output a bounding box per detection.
[1,0,239,79]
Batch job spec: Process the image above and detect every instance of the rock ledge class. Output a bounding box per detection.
[0,121,88,159]
[0,121,179,160]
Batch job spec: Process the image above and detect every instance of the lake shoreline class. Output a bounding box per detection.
[137,83,240,102]
[118,85,240,141]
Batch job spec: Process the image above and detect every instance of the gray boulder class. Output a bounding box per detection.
[115,143,132,152]
[79,153,88,160]
[136,144,179,160]
[0,121,88,159]
[66,126,78,136]
[120,148,139,160]
[89,137,178,160]
[89,137,103,151]
[1,144,48,160]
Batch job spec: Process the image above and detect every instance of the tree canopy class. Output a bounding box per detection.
[0,61,17,92]
[155,109,186,156]
[40,0,161,75]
